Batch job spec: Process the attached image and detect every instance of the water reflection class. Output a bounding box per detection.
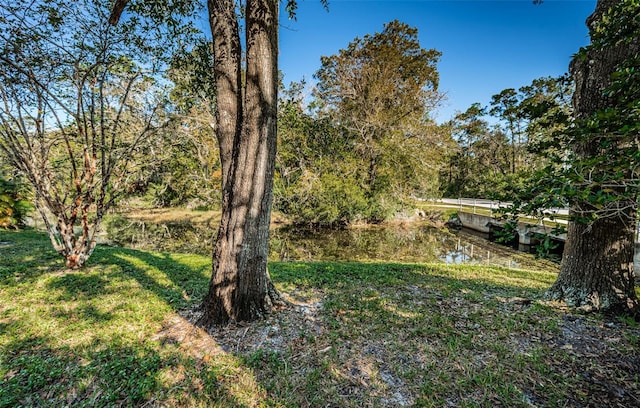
[270,223,524,268]
[106,217,555,271]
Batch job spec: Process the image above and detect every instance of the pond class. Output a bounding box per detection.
[104,215,557,272]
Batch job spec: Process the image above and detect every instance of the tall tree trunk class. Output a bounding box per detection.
[547,0,639,314]
[199,0,283,326]
[550,207,637,312]
[207,0,242,188]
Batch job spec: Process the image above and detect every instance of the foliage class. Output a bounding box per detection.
[140,125,221,210]
[0,0,197,267]
[506,0,640,224]
[589,0,640,49]
[2,229,639,407]
[441,76,572,200]
[275,93,370,226]
[276,76,450,226]
[442,103,510,198]
[489,88,526,175]
[285,171,370,226]
[492,219,519,247]
[532,230,563,262]
[0,171,32,229]
[141,41,221,209]
[310,20,450,222]
[528,0,640,314]
[275,21,451,225]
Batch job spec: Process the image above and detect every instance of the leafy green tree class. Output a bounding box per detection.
[144,42,222,209]
[314,20,448,221]
[441,103,511,198]
[275,84,369,226]
[0,168,32,229]
[489,88,524,175]
[0,0,191,268]
[544,0,639,313]
[493,76,574,202]
[442,76,572,200]
[518,76,573,140]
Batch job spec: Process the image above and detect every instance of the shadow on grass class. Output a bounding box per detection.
[0,230,65,284]
[0,235,278,406]
[48,303,115,324]
[47,273,113,300]
[0,334,243,407]
[271,261,556,299]
[3,230,571,407]
[204,262,568,407]
[90,245,211,310]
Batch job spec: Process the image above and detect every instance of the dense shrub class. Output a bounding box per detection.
[0,176,32,229]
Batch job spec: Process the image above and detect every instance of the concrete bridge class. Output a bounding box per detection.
[456,211,566,250]
[456,211,640,278]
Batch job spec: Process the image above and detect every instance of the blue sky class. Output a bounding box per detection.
[278,0,596,122]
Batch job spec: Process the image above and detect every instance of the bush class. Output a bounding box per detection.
[0,176,32,229]
[278,172,370,227]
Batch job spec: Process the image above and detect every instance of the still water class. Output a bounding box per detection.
[106,217,555,271]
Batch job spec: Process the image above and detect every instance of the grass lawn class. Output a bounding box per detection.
[1,229,639,407]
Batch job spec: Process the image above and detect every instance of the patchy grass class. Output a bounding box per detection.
[1,230,639,407]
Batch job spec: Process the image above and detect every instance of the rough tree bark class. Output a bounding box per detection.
[547,0,639,314]
[109,0,284,326]
[197,0,284,326]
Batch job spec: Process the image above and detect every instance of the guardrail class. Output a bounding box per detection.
[431,198,569,225]
[433,197,640,241]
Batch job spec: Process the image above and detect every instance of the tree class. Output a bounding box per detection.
[441,76,572,200]
[197,0,284,325]
[140,42,222,209]
[0,0,186,268]
[517,75,573,168]
[314,20,447,221]
[545,0,640,313]
[441,103,509,198]
[489,88,524,175]
[274,82,370,226]
[110,0,312,325]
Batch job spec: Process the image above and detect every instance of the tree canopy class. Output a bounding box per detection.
[272,21,452,226]
[440,76,572,201]
[0,0,195,268]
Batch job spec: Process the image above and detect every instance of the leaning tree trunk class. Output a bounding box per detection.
[198,0,283,326]
[547,0,639,313]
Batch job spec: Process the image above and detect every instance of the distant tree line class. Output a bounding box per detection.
[441,75,572,201]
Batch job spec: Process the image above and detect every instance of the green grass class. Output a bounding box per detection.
[1,229,639,407]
